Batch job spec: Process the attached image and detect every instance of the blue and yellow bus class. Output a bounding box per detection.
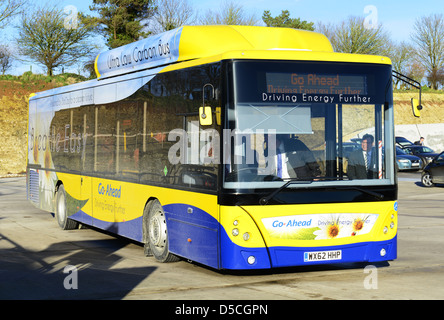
[28,25,402,270]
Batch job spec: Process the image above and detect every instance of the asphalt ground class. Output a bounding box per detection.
[0,171,443,302]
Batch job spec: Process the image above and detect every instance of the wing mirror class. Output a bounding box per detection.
[200,84,214,126]
[392,71,423,118]
[411,98,422,118]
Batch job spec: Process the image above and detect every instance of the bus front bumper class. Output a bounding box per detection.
[220,233,397,270]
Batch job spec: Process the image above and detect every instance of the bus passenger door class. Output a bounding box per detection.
[79,106,95,226]
[79,175,93,225]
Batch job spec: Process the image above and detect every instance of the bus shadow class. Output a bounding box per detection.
[0,232,156,300]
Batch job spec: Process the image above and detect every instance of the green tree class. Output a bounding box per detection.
[262,10,314,31]
[85,0,157,49]
[16,7,96,76]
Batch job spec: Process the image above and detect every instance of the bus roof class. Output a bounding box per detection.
[94,25,334,79]
[30,25,391,108]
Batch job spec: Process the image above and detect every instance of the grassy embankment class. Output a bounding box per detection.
[0,74,443,177]
[0,73,85,176]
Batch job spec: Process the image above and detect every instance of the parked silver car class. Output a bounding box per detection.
[396,146,422,171]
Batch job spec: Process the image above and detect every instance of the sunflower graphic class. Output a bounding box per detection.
[313,214,378,240]
[350,215,375,236]
[40,147,57,207]
[313,215,348,240]
[35,110,57,208]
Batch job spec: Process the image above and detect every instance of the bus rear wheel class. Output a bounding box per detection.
[55,184,78,230]
[144,199,179,263]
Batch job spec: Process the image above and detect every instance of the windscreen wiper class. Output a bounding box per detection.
[301,177,384,200]
[259,178,313,205]
[334,186,384,200]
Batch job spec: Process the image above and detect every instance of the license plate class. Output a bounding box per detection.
[304,250,342,262]
[412,163,419,167]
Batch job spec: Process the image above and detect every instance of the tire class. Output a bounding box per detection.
[143,199,179,263]
[55,185,79,230]
[421,172,435,188]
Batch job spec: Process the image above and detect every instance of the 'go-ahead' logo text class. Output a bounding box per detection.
[98,183,121,199]
[272,219,312,228]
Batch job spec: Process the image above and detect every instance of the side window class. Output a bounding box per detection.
[51,108,71,172]
[138,63,222,190]
[51,107,91,173]
[95,104,117,177]
[141,82,180,184]
[116,101,142,178]
[81,106,95,174]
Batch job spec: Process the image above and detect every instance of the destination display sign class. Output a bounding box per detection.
[262,72,371,104]
[95,27,183,79]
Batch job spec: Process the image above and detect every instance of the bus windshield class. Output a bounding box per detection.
[224,60,395,190]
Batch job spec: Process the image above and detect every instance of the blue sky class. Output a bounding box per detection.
[3,0,443,75]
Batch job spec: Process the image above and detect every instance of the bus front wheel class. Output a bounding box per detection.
[55,184,78,230]
[143,199,179,263]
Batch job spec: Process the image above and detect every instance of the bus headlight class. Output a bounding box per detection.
[383,226,388,234]
[247,256,256,265]
[232,228,239,236]
[243,232,250,241]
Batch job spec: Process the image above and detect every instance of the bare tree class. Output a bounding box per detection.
[0,44,13,74]
[389,41,415,88]
[412,14,444,90]
[0,0,26,29]
[328,16,391,56]
[82,51,101,79]
[16,6,96,76]
[315,21,336,43]
[150,0,196,33]
[200,1,259,26]
[437,68,444,89]
[427,67,444,90]
[406,59,426,87]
